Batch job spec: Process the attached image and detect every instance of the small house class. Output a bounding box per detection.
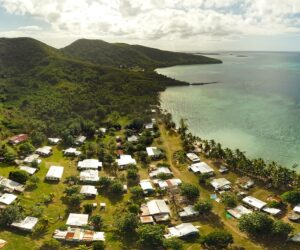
[154,178,182,190]
[140,179,155,194]
[145,122,154,130]
[11,216,38,232]
[23,154,41,164]
[66,213,89,227]
[9,134,28,145]
[75,136,86,145]
[179,205,199,219]
[19,166,37,175]
[210,178,231,191]
[78,159,102,170]
[149,167,173,178]
[80,185,98,197]
[242,196,266,211]
[140,199,171,222]
[80,170,99,183]
[186,153,201,163]
[48,138,61,144]
[127,135,139,143]
[35,146,52,157]
[64,148,81,156]
[227,205,252,219]
[293,204,300,214]
[146,147,163,159]
[53,228,105,242]
[116,155,136,169]
[165,223,199,239]
[0,193,17,205]
[188,162,214,175]
[0,176,25,192]
[45,166,64,181]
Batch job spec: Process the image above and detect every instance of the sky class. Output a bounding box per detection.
[0,0,300,51]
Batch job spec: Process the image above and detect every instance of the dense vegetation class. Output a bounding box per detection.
[0,37,220,139]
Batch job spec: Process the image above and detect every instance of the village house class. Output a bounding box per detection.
[127,135,139,143]
[164,223,199,239]
[154,178,182,190]
[242,196,266,211]
[0,193,17,206]
[145,122,154,130]
[64,148,82,156]
[53,228,105,242]
[75,136,86,146]
[179,205,199,219]
[35,146,52,157]
[227,205,252,219]
[293,204,300,214]
[11,217,38,232]
[237,177,255,190]
[140,199,171,222]
[8,134,28,145]
[149,167,173,178]
[19,166,37,175]
[0,176,25,193]
[45,166,64,181]
[23,154,41,165]
[186,153,201,163]
[80,170,99,183]
[188,162,214,175]
[146,147,163,159]
[116,155,136,169]
[78,159,102,170]
[210,178,231,191]
[48,137,62,145]
[66,213,89,227]
[80,185,98,197]
[140,179,155,194]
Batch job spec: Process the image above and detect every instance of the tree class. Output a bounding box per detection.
[163,238,184,250]
[0,205,24,226]
[130,186,144,201]
[109,181,124,196]
[3,146,17,163]
[281,190,300,205]
[19,142,35,155]
[83,203,93,214]
[31,131,46,147]
[90,215,103,231]
[238,212,273,237]
[92,241,105,250]
[68,194,83,207]
[272,220,293,240]
[201,230,233,249]
[180,183,200,201]
[116,212,139,234]
[137,224,164,249]
[193,200,213,215]
[64,186,80,196]
[9,170,29,184]
[40,239,61,250]
[220,192,237,208]
[128,203,140,214]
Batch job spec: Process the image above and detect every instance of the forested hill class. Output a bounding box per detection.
[61,39,222,68]
[0,37,220,138]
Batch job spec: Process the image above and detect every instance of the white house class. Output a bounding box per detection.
[116,155,136,169]
[179,205,199,219]
[19,166,37,175]
[64,148,81,156]
[141,199,171,222]
[146,147,163,159]
[0,193,17,205]
[0,176,25,192]
[227,205,252,219]
[149,167,173,178]
[189,162,214,175]
[48,138,61,144]
[127,135,139,143]
[165,223,199,239]
[145,122,154,130]
[78,159,102,170]
[23,154,41,164]
[75,136,86,145]
[140,179,155,194]
[11,217,38,232]
[80,185,98,197]
[262,207,281,216]
[242,196,267,210]
[45,166,64,181]
[66,213,89,227]
[35,146,52,157]
[210,178,231,191]
[80,170,99,183]
[293,204,300,214]
[154,178,182,190]
[186,153,201,163]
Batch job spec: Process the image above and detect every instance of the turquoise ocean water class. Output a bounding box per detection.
[158,52,300,169]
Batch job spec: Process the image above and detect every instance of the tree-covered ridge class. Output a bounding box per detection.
[61,38,222,69]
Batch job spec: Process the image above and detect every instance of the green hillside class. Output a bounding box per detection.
[61,38,222,68]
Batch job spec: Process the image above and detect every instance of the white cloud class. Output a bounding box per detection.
[0,0,300,49]
[18,25,41,31]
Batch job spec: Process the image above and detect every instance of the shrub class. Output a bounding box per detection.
[180,183,200,200]
[201,230,233,249]
[9,170,29,184]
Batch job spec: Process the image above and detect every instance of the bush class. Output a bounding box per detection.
[201,230,233,249]
[180,183,200,201]
[281,190,300,205]
[90,215,103,231]
[40,239,61,250]
[109,181,124,196]
[9,170,29,184]
[194,200,213,214]
[83,203,93,214]
[130,186,144,201]
[163,238,184,250]
[220,192,237,208]
[157,172,173,180]
[92,241,105,250]
[0,205,24,226]
[116,212,139,234]
[272,220,293,240]
[128,203,140,214]
[137,224,164,249]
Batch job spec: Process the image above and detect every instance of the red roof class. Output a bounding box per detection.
[9,134,28,144]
